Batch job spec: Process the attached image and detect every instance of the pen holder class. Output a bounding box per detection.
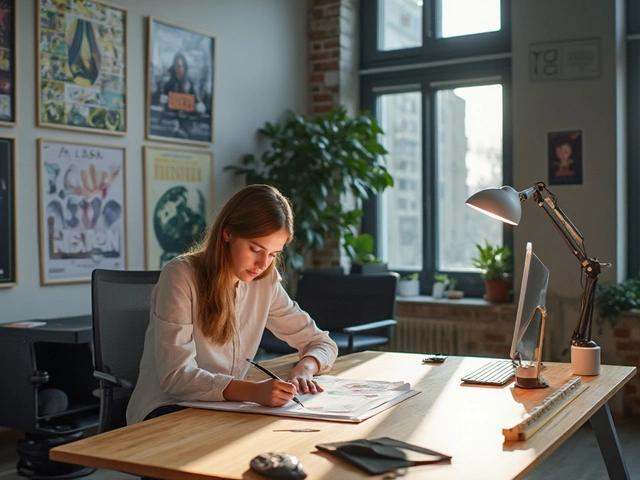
[571,345,601,376]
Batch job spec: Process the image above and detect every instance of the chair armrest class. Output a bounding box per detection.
[342,319,397,334]
[94,370,133,389]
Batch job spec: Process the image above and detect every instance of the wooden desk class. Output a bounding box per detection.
[50,352,636,480]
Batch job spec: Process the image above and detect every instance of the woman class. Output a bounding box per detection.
[127,184,338,424]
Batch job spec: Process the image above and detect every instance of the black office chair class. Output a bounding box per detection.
[260,272,398,356]
[91,268,160,433]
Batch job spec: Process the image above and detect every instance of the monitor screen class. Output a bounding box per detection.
[509,242,550,364]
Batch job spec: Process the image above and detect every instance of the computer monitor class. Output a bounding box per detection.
[509,242,550,387]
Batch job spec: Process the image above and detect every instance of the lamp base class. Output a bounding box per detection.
[571,345,601,376]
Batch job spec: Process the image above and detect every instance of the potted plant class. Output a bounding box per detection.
[344,232,387,274]
[445,277,464,299]
[224,108,393,276]
[471,240,512,303]
[398,272,420,297]
[432,272,450,299]
[595,275,640,332]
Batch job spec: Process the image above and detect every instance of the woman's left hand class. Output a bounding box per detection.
[287,356,323,395]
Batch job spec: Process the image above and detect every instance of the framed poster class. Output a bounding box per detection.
[0,137,16,286]
[146,17,215,146]
[143,146,212,269]
[37,0,127,134]
[0,1,16,126]
[548,130,583,186]
[38,139,127,285]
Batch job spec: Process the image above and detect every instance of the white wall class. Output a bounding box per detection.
[1,0,308,323]
[511,0,625,359]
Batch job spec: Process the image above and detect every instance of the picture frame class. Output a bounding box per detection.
[0,137,16,287]
[0,1,16,126]
[143,146,213,269]
[36,0,127,135]
[38,139,127,285]
[548,130,583,186]
[146,17,215,146]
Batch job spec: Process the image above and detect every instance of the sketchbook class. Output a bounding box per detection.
[179,376,420,423]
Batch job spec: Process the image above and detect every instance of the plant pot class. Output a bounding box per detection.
[398,280,420,297]
[483,279,511,303]
[432,282,446,299]
[445,290,464,299]
[350,263,388,275]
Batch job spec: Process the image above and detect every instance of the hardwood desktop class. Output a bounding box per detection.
[50,352,636,480]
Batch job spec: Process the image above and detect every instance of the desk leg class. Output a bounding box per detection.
[589,402,630,480]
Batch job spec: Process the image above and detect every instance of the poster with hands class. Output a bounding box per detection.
[38,139,126,284]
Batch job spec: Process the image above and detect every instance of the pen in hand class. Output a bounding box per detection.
[245,358,305,408]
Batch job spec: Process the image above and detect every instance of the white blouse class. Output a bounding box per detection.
[126,256,338,424]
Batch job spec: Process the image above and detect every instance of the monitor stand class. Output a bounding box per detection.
[514,305,549,389]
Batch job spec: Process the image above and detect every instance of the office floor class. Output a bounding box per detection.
[0,417,638,479]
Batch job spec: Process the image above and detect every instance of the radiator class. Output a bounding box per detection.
[382,317,467,355]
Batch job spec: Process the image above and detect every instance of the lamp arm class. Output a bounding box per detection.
[532,183,602,347]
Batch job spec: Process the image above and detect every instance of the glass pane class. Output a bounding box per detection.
[379,0,423,51]
[435,84,503,271]
[439,0,501,38]
[378,91,423,271]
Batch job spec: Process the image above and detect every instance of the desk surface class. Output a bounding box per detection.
[50,352,636,480]
[0,315,92,343]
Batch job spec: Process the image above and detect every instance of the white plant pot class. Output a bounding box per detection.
[432,282,446,299]
[398,280,420,297]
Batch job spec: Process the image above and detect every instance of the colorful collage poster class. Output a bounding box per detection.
[143,146,212,269]
[37,0,126,134]
[38,139,126,285]
[0,1,16,125]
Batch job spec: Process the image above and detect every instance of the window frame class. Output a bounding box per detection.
[360,0,513,297]
[628,1,640,277]
[360,0,511,71]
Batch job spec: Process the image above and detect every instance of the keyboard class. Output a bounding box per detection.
[461,360,516,386]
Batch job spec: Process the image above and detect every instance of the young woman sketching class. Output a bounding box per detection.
[127,184,338,424]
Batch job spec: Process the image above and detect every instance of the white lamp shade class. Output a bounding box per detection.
[465,185,522,225]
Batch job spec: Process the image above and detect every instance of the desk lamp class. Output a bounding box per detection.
[466,181,610,376]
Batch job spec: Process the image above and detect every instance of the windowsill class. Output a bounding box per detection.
[396,295,512,307]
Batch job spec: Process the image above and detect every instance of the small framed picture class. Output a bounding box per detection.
[146,17,215,146]
[0,0,16,126]
[38,139,127,285]
[548,130,583,186]
[0,137,16,287]
[143,146,213,269]
[36,0,127,134]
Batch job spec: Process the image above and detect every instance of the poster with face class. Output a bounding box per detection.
[548,130,583,186]
[37,0,126,134]
[146,17,215,146]
[38,139,126,284]
[0,137,15,286]
[143,146,212,269]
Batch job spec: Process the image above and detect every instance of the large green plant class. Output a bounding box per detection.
[595,275,640,330]
[471,241,512,280]
[225,108,393,272]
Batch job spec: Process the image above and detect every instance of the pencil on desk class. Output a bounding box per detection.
[246,358,305,408]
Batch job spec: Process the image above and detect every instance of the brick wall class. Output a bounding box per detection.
[610,311,640,416]
[307,0,359,269]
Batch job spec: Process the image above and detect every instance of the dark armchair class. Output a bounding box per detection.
[260,272,398,356]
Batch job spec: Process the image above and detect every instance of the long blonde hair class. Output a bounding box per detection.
[186,184,294,343]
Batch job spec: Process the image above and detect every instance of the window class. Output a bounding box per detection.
[360,0,511,296]
[628,1,640,277]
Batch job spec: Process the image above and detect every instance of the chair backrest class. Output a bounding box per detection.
[295,273,398,332]
[91,268,160,432]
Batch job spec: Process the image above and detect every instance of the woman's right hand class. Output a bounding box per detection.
[253,379,297,407]
[223,378,297,407]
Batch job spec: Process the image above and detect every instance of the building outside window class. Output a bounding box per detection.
[360,0,511,296]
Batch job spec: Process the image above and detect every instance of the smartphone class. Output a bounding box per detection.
[422,354,448,363]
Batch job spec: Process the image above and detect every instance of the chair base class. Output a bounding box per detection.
[16,432,96,479]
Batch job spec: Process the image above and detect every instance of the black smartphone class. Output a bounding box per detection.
[422,354,448,363]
